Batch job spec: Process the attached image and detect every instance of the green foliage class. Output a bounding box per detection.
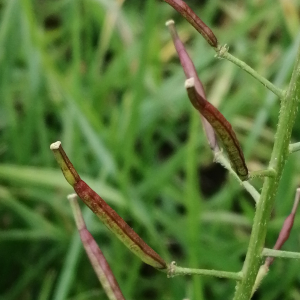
[1,0,300,299]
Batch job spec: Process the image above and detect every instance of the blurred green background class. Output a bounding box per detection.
[1,0,300,299]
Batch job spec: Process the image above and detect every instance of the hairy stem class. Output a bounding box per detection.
[167,262,243,281]
[216,45,285,100]
[233,44,300,300]
[249,169,276,179]
[214,151,260,203]
[262,249,300,260]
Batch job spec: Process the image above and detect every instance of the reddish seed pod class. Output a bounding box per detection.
[166,20,219,152]
[68,194,126,300]
[185,78,248,181]
[265,188,300,267]
[74,180,167,269]
[50,141,167,270]
[163,0,218,47]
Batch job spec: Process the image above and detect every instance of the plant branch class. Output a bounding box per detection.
[249,169,276,179]
[262,249,300,260]
[216,45,285,100]
[214,151,260,203]
[289,142,300,153]
[166,262,243,281]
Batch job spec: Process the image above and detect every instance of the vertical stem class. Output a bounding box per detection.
[185,110,204,300]
[233,44,300,300]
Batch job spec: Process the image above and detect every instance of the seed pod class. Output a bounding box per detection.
[163,0,218,47]
[265,188,300,267]
[166,19,219,152]
[68,194,126,300]
[50,141,167,270]
[50,141,80,186]
[185,78,248,181]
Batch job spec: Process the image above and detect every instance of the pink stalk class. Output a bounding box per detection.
[68,194,126,300]
[166,20,219,152]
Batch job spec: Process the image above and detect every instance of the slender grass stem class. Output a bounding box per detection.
[185,109,204,300]
[262,249,300,260]
[216,45,285,100]
[166,262,243,281]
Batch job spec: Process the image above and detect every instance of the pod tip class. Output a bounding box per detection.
[185,77,195,88]
[67,193,78,201]
[50,141,61,150]
[165,19,175,27]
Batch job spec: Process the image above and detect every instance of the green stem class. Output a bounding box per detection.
[233,43,300,300]
[262,248,300,260]
[289,142,300,153]
[249,169,276,179]
[214,151,260,203]
[167,262,242,281]
[216,45,285,100]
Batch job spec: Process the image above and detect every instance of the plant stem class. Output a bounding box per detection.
[262,248,300,260]
[289,142,300,153]
[216,45,285,100]
[214,151,260,203]
[167,262,242,281]
[233,43,300,300]
[249,169,276,179]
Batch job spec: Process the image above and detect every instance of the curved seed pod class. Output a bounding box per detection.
[265,188,300,267]
[166,19,219,152]
[68,194,126,300]
[50,141,167,270]
[163,0,218,48]
[185,78,248,181]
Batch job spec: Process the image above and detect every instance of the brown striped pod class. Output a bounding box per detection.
[163,0,218,48]
[185,78,248,181]
[50,141,167,270]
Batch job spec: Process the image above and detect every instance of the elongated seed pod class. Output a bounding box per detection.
[68,194,126,300]
[265,188,300,267]
[163,0,218,47]
[166,19,219,152]
[50,141,167,270]
[185,78,248,181]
